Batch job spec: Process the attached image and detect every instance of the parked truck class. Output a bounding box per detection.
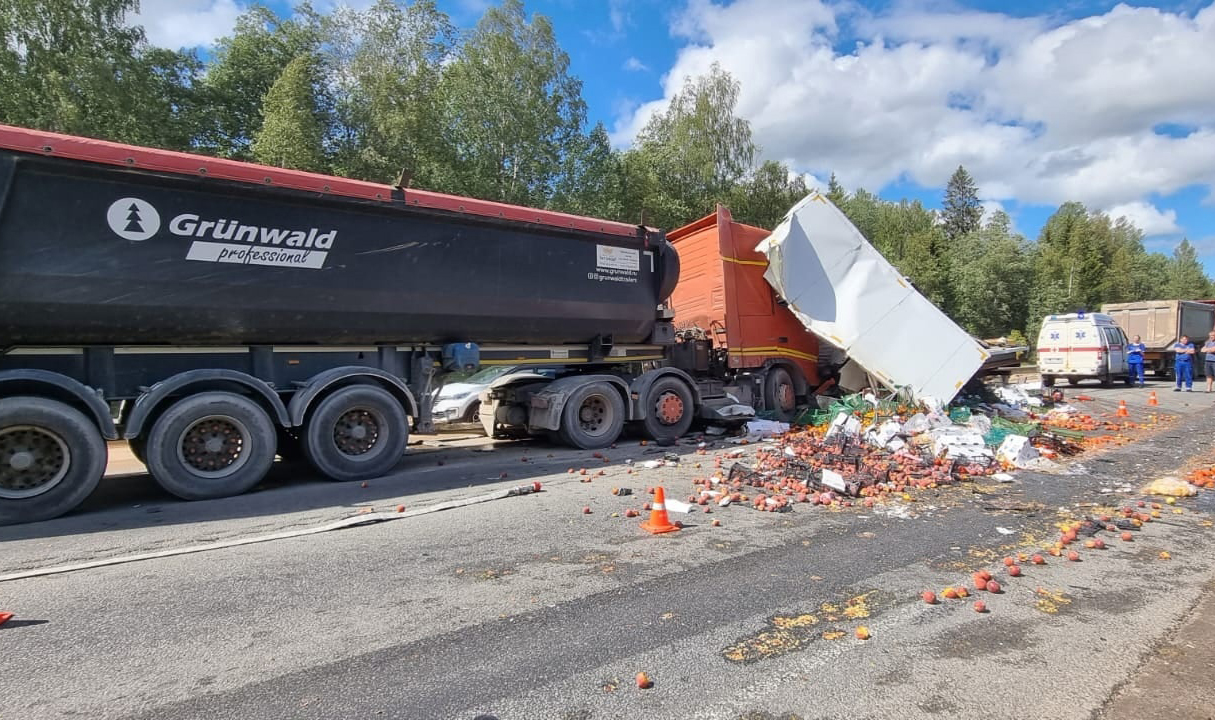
[0,126,825,525]
[1099,300,1215,378]
[479,207,834,435]
[665,206,822,421]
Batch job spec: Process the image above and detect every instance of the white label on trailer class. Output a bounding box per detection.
[550,348,570,359]
[186,240,328,269]
[596,244,640,271]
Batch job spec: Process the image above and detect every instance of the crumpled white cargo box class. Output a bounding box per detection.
[756,191,989,404]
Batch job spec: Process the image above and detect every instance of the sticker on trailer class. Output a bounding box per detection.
[590,244,641,284]
[596,245,639,271]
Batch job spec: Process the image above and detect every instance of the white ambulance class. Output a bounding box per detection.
[1037,312,1132,387]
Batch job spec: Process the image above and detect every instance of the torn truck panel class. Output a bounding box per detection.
[755,191,988,404]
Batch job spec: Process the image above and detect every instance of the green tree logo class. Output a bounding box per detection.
[105,198,161,241]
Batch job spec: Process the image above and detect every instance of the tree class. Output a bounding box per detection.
[627,63,755,228]
[825,173,848,208]
[251,54,328,171]
[942,165,982,244]
[439,0,587,206]
[327,0,455,185]
[951,211,1032,337]
[0,0,205,148]
[551,122,622,219]
[878,200,952,310]
[1164,238,1211,300]
[201,3,325,159]
[728,161,807,229]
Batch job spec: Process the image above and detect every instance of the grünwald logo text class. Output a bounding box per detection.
[103,197,337,270]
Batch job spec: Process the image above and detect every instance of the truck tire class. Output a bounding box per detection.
[302,384,408,481]
[763,367,798,422]
[128,436,148,466]
[145,392,277,500]
[1041,375,1055,388]
[1067,377,1080,386]
[0,397,107,525]
[641,376,694,444]
[558,381,625,450]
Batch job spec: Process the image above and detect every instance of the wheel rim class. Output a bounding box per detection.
[577,395,613,437]
[0,425,71,499]
[775,381,794,411]
[177,415,250,479]
[333,407,384,457]
[654,391,685,426]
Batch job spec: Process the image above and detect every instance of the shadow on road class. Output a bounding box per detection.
[0,429,713,541]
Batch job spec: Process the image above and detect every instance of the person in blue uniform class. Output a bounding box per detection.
[1173,335,1195,391]
[1126,335,1146,387]
[1204,331,1215,393]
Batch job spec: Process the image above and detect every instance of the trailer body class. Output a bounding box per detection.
[1100,300,1215,377]
[0,127,676,348]
[0,125,694,525]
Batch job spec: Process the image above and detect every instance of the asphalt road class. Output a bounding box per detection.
[2,381,1214,720]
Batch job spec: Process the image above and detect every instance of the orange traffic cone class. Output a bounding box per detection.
[0,611,12,627]
[1148,391,1158,406]
[641,486,680,534]
[1117,399,1129,417]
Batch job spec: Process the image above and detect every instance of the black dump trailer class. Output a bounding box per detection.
[0,125,700,524]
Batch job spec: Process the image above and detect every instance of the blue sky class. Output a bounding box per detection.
[135,0,1215,268]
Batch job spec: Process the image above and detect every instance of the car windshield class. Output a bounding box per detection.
[462,365,520,385]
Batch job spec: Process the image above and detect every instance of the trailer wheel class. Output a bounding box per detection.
[0,397,107,525]
[1041,375,1055,388]
[558,382,625,450]
[764,367,798,422]
[145,392,276,500]
[303,385,408,481]
[1067,377,1080,386]
[641,377,694,444]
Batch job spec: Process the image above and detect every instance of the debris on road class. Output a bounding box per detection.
[1145,475,1199,497]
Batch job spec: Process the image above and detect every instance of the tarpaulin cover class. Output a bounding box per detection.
[756,191,989,404]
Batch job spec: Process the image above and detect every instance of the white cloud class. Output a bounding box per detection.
[612,1,1215,234]
[130,0,243,49]
[980,199,1006,223]
[1106,201,1182,236]
[623,56,649,72]
[609,0,630,33]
